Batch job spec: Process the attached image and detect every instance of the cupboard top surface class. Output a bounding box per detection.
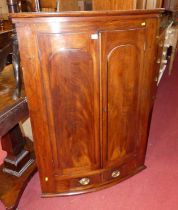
[11,9,164,20]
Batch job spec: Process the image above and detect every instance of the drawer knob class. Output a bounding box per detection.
[112,170,120,178]
[79,177,90,186]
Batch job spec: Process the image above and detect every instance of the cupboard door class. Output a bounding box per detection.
[100,28,146,168]
[37,32,100,182]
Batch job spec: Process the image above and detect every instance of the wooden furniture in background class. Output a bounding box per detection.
[167,24,178,74]
[0,30,12,71]
[28,0,79,11]
[27,0,165,11]
[12,9,164,196]
[2,20,12,31]
[20,0,178,11]
[163,0,178,73]
[155,11,178,80]
[156,0,164,7]
[164,0,178,10]
[13,0,178,12]
[137,0,164,9]
[40,0,79,12]
[93,0,137,10]
[0,65,37,210]
[5,0,23,100]
[60,0,78,11]
[136,0,147,9]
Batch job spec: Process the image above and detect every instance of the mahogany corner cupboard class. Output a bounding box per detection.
[12,10,164,196]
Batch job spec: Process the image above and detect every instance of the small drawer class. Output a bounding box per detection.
[102,167,123,182]
[55,173,102,193]
[70,174,101,188]
[102,160,138,183]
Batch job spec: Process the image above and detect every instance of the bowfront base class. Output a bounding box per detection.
[41,165,146,197]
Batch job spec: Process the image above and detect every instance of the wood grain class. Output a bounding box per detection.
[29,0,79,11]
[93,0,137,10]
[0,65,37,210]
[0,65,25,113]
[136,0,147,9]
[37,32,100,178]
[13,10,162,195]
[60,0,79,11]
[11,9,164,19]
[0,139,37,210]
[100,28,146,168]
[156,0,164,8]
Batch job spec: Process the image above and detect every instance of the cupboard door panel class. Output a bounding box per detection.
[107,45,139,163]
[100,29,146,168]
[37,32,100,176]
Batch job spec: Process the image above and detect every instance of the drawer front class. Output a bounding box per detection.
[54,173,102,193]
[102,159,139,183]
[49,160,143,195]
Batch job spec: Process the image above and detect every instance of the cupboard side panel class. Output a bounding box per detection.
[137,18,159,165]
[16,24,56,193]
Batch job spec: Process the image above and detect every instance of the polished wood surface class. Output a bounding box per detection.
[0,30,13,72]
[101,29,145,168]
[11,9,164,18]
[136,0,163,9]
[12,10,163,196]
[136,0,147,9]
[164,0,178,10]
[60,0,79,11]
[156,0,164,7]
[0,66,37,210]
[29,0,79,11]
[0,30,12,47]
[26,0,167,11]
[38,32,100,182]
[0,66,26,146]
[0,138,36,210]
[93,0,137,10]
[0,66,25,115]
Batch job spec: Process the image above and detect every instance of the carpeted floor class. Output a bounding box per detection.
[0,53,178,210]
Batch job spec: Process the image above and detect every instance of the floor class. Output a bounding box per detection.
[0,54,178,210]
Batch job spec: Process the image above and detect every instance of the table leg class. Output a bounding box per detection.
[1,124,34,177]
[0,124,37,210]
